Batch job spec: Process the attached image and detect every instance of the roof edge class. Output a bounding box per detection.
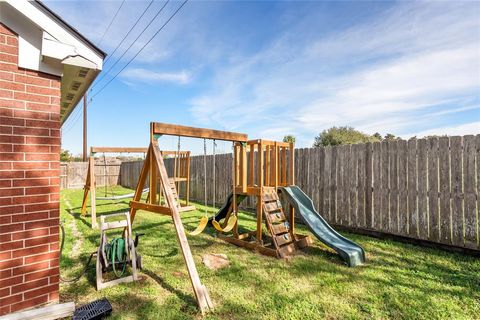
[33,0,107,58]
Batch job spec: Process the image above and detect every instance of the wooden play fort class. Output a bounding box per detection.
[127,122,315,313]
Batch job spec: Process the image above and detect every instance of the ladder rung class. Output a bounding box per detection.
[277,242,296,257]
[267,211,286,223]
[271,222,289,235]
[262,192,278,202]
[264,201,282,213]
[274,233,293,247]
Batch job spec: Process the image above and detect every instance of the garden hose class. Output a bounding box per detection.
[108,238,127,278]
[59,221,96,283]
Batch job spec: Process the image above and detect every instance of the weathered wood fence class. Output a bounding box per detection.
[60,160,121,189]
[119,135,479,250]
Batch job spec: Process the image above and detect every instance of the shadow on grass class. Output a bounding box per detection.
[142,269,198,307]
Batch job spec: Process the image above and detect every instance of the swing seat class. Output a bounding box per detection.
[212,216,237,233]
[96,188,149,201]
[187,216,209,236]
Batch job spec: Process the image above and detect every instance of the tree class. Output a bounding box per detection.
[373,132,382,140]
[60,149,72,162]
[313,126,381,147]
[282,135,296,144]
[384,133,397,140]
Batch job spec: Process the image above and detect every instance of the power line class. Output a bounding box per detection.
[98,0,126,46]
[104,0,155,64]
[62,106,83,135]
[91,0,170,90]
[91,0,189,100]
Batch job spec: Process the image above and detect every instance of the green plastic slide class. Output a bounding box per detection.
[280,186,365,267]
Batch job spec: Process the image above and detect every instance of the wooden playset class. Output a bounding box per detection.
[127,122,313,313]
[81,146,193,228]
[222,139,312,258]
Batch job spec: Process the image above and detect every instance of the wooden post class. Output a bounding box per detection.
[83,94,87,162]
[233,144,238,238]
[249,144,254,187]
[257,141,264,244]
[150,151,157,204]
[288,142,295,234]
[89,155,97,228]
[186,152,191,206]
[274,142,278,190]
[241,143,247,193]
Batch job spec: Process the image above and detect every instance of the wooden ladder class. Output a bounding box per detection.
[262,188,296,258]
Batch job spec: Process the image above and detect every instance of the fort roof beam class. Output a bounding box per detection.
[90,147,148,153]
[151,122,248,142]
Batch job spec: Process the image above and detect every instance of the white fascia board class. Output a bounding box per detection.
[4,0,103,71]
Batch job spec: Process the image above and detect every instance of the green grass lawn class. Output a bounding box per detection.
[60,187,480,320]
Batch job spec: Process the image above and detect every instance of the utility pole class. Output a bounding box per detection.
[82,94,87,161]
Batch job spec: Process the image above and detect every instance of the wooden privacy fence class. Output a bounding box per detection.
[60,160,121,189]
[296,135,479,251]
[119,135,479,251]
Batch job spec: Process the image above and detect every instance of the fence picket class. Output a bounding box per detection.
[450,136,464,247]
[417,139,428,239]
[381,141,390,232]
[428,137,440,242]
[323,147,332,221]
[330,147,337,223]
[407,139,418,237]
[398,140,408,236]
[349,145,357,227]
[463,135,477,249]
[365,142,373,229]
[438,137,451,244]
[372,142,381,230]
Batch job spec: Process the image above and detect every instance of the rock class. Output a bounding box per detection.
[202,254,230,270]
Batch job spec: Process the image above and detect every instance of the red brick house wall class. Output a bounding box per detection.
[0,23,61,315]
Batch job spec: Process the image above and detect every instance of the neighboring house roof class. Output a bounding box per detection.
[0,0,106,124]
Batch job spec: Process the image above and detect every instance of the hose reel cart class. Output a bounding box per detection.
[96,212,142,290]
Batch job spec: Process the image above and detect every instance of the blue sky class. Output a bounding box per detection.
[49,0,479,155]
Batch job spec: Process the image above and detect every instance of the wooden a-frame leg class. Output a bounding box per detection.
[80,187,89,216]
[129,146,152,225]
[152,141,213,314]
[89,156,97,228]
[81,161,91,216]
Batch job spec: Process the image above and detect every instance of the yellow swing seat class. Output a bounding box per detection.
[187,215,209,236]
[212,215,237,233]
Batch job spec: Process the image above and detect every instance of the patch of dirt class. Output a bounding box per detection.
[64,198,83,259]
[173,271,185,278]
[202,253,230,271]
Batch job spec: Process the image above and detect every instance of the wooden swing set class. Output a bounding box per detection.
[128,122,312,313]
[81,146,193,228]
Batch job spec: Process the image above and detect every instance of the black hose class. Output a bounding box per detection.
[59,221,96,283]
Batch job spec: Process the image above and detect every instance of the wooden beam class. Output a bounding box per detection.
[91,147,148,153]
[0,302,75,320]
[152,122,248,142]
[130,201,172,215]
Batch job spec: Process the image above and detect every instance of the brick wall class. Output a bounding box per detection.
[0,23,61,315]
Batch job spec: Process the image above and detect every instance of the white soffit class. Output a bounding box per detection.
[0,0,105,124]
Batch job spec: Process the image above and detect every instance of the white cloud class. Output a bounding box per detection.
[189,1,480,146]
[120,68,191,85]
[404,122,480,138]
